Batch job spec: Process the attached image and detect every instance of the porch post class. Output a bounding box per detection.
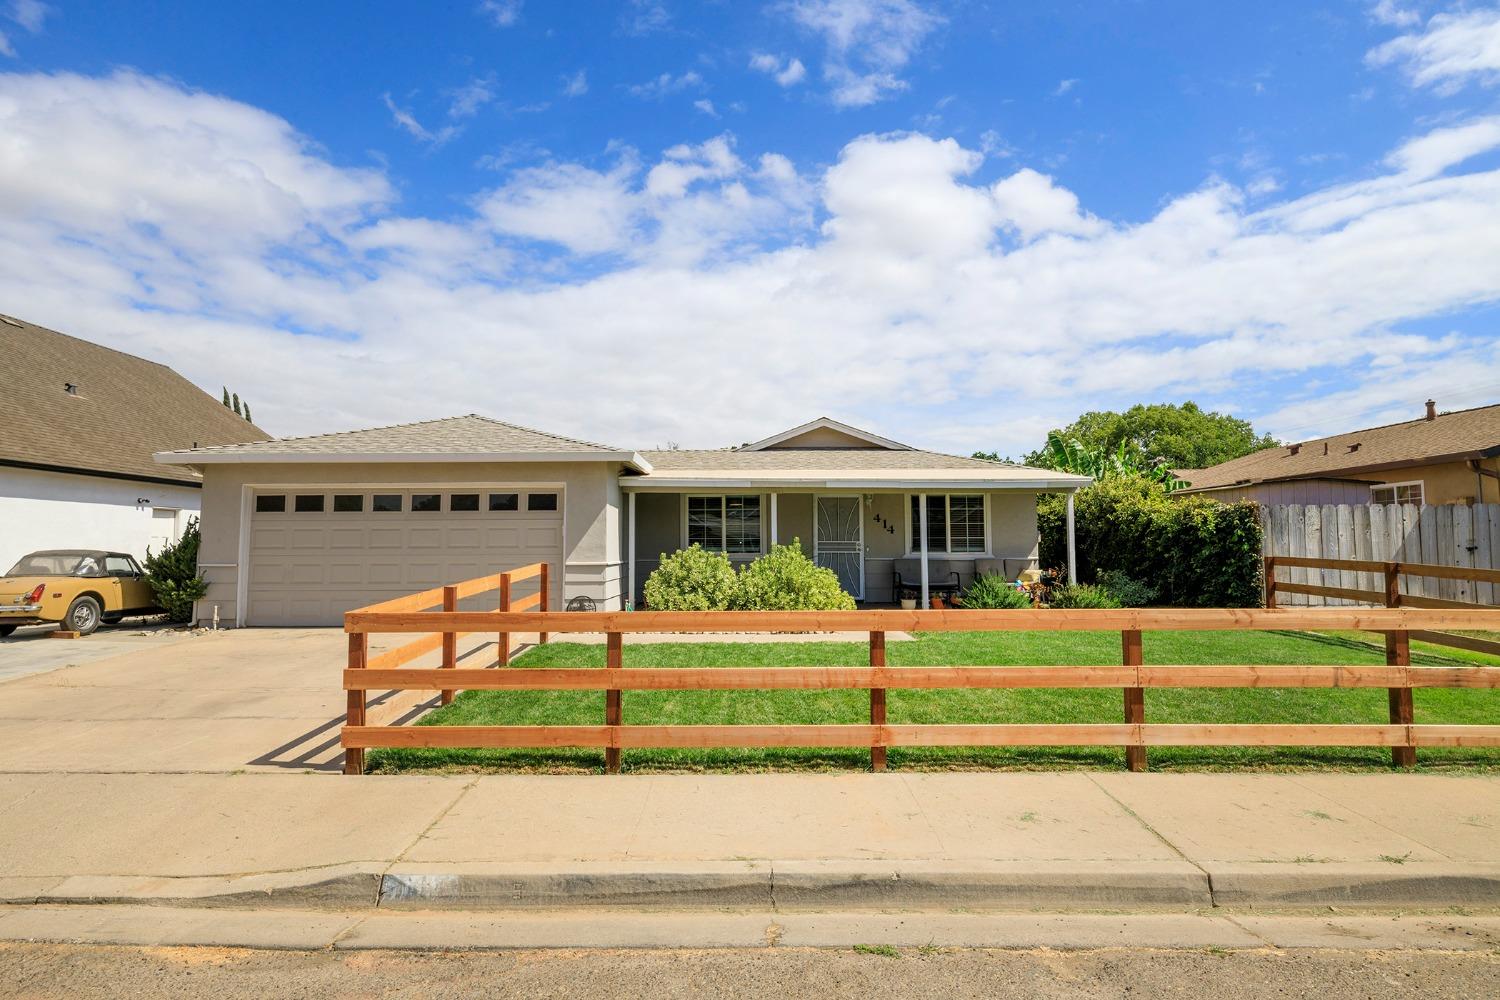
[770,492,778,548]
[627,491,637,610]
[918,492,930,608]
[1065,490,1078,585]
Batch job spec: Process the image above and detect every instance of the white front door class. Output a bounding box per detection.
[814,495,864,600]
[149,508,179,556]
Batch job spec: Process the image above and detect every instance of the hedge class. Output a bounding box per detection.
[1037,478,1262,607]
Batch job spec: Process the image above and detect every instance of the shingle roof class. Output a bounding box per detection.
[156,414,638,462]
[0,312,267,485]
[642,449,1012,471]
[1180,402,1500,492]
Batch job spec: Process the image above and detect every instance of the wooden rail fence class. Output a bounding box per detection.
[342,602,1500,775]
[1264,555,1500,660]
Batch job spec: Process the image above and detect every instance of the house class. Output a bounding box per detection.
[1177,400,1500,507]
[154,415,1089,626]
[0,313,267,571]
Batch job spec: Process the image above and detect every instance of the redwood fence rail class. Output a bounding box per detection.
[1264,555,1500,660]
[342,593,1500,775]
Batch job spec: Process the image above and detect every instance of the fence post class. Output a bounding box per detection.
[870,630,887,772]
[605,631,622,774]
[1122,629,1146,772]
[1387,629,1415,769]
[1384,562,1401,608]
[344,631,367,775]
[539,562,550,646]
[498,572,512,666]
[440,585,458,705]
[1263,556,1277,609]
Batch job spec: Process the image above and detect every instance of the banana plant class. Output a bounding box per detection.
[1040,431,1189,491]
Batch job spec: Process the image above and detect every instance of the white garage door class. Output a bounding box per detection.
[245,487,563,626]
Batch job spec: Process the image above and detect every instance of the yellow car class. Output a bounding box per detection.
[0,550,159,637]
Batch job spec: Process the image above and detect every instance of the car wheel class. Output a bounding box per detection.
[0,625,16,638]
[65,596,102,636]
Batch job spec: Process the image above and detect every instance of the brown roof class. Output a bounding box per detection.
[1180,401,1500,492]
[0,312,268,486]
[640,449,1007,471]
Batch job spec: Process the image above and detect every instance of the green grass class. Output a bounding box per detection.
[366,629,1500,775]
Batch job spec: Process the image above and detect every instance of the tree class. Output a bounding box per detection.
[222,387,230,408]
[232,392,241,417]
[144,518,209,623]
[1035,432,1189,491]
[243,401,253,424]
[1024,402,1277,471]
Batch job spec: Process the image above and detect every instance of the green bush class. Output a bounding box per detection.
[1048,583,1123,609]
[734,541,856,611]
[643,544,740,610]
[144,517,208,623]
[1096,570,1157,608]
[1038,477,1262,607]
[960,573,1033,609]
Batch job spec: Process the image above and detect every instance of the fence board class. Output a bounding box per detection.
[1352,504,1374,598]
[1475,504,1496,605]
[1288,504,1307,605]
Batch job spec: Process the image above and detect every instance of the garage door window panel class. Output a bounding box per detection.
[528,493,558,512]
[255,495,286,513]
[489,493,519,511]
[373,494,402,512]
[333,494,364,513]
[295,495,325,513]
[450,493,480,512]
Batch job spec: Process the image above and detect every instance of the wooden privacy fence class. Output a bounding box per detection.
[1264,555,1500,660]
[1260,503,1500,606]
[347,562,549,711]
[341,605,1500,776]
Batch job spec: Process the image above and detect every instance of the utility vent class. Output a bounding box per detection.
[1347,442,1361,452]
[1288,444,1301,456]
[63,382,80,396]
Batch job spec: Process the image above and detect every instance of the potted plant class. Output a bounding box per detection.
[898,587,918,611]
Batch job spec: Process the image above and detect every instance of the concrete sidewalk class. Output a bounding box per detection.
[3,771,1498,911]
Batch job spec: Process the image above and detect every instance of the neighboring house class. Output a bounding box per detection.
[155,415,1089,626]
[1177,400,1500,506]
[0,313,267,571]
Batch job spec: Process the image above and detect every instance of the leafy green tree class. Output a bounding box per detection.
[222,387,230,408]
[232,392,241,417]
[144,518,209,623]
[243,401,253,424]
[1025,402,1277,470]
[1035,432,1189,491]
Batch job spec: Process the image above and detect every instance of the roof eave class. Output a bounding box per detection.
[620,475,1090,490]
[155,449,653,472]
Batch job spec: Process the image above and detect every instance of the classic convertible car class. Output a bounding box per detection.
[0,550,159,637]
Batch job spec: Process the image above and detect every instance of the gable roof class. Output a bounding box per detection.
[738,417,914,451]
[1,312,267,486]
[156,414,652,471]
[1180,401,1500,493]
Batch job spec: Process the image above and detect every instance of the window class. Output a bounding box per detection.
[372,494,402,512]
[1371,481,1423,506]
[294,494,325,513]
[688,495,762,554]
[489,493,519,511]
[910,495,986,554]
[333,494,364,513]
[104,555,136,576]
[527,493,558,512]
[450,493,480,512]
[255,495,286,513]
[412,493,441,512]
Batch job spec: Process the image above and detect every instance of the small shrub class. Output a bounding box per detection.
[144,517,208,623]
[960,573,1033,609]
[1096,570,1157,608]
[1048,583,1123,609]
[734,541,855,611]
[643,544,739,610]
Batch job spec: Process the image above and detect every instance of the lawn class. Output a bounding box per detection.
[366,629,1500,774]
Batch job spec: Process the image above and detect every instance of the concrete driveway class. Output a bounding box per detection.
[0,620,194,685]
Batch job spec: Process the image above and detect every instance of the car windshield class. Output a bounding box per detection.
[5,553,106,577]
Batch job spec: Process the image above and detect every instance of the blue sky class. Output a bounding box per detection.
[2,1,1499,456]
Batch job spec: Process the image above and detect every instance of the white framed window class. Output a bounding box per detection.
[1370,480,1423,505]
[686,495,762,554]
[908,494,988,554]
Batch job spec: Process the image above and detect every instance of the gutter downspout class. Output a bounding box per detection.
[1066,490,1078,586]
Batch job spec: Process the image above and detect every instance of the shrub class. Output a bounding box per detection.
[960,573,1033,609]
[733,541,856,611]
[1096,570,1157,608]
[1048,583,1123,609]
[1038,477,1262,607]
[643,544,740,610]
[144,517,208,623]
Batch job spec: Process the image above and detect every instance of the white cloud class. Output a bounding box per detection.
[8,0,48,33]
[627,70,703,99]
[750,52,808,87]
[0,30,13,58]
[3,71,1500,456]
[446,76,496,119]
[561,69,588,97]
[693,98,719,117]
[623,0,670,35]
[1368,1,1420,28]
[476,0,522,27]
[1053,78,1077,96]
[1367,8,1500,93]
[381,93,460,146]
[784,0,942,107]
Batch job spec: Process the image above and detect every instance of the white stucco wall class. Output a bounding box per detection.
[0,466,200,570]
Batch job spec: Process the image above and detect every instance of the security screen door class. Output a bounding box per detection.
[814,496,864,600]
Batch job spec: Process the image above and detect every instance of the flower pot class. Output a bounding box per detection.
[899,598,917,610]
[929,595,946,609]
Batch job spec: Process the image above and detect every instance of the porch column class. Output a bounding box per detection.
[918,492,930,608]
[1065,490,1078,585]
[769,492,778,548]
[627,491,637,610]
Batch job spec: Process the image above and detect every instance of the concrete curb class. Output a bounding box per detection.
[1206,862,1500,907]
[27,865,383,909]
[378,862,774,910]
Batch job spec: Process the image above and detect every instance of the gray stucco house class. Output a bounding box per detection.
[156,415,1088,626]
